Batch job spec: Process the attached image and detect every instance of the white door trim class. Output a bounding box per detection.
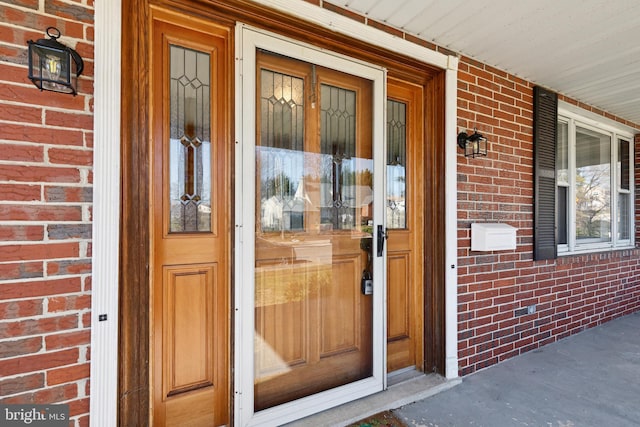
[234,23,387,426]
[90,0,122,425]
[445,55,460,379]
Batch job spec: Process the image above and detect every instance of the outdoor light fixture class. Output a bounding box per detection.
[457,128,487,158]
[28,27,84,96]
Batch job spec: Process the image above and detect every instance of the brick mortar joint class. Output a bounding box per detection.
[0,310,91,322]
[0,274,92,286]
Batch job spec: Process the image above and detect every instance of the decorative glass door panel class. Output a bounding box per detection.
[254,51,374,411]
[169,46,212,233]
[386,99,407,230]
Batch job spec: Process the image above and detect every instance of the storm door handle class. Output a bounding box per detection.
[376,225,387,257]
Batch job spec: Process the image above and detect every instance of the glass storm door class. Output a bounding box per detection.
[237,26,386,426]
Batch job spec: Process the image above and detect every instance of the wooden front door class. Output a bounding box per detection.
[253,50,376,411]
[150,9,231,426]
[386,78,425,373]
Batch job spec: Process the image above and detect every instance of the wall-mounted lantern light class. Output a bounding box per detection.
[457,128,487,158]
[28,27,84,96]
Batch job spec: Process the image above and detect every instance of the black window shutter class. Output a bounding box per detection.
[533,86,557,260]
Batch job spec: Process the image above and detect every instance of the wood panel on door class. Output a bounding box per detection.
[150,8,231,426]
[253,51,374,411]
[386,78,425,373]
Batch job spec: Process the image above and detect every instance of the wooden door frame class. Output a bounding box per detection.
[119,0,150,424]
[119,0,447,424]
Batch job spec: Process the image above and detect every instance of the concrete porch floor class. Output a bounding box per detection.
[393,311,640,427]
[286,311,640,427]
[285,372,461,427]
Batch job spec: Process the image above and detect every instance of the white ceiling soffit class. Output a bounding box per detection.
[324,0,640,127]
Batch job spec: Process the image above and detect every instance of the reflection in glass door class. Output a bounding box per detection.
[254,51,375,411]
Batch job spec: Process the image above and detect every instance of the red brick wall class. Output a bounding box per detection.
[456,57,640,376]
[0,1,94,426]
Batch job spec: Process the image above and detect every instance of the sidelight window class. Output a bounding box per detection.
[386,99,407,229]
[168,45,212,233]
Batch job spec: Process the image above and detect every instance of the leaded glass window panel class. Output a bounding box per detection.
[169,45,211,233]
[258,68,305,232]
[320,83,357,230]
[386,99,406,229]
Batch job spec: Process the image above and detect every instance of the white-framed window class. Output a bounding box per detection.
[556,109,634,254]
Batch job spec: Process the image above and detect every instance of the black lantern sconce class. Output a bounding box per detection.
[28,27,84,96]
[457,128,487,158]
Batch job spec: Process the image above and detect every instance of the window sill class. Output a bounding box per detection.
[558,244,637,257]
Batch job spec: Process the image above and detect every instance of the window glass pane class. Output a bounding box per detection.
[617,138,631,241]
[618,193,630,240]
[169,45,211,233]
[557,121,569,184]
[386,99,406,229]
[618,138,630,191]
[575,126,611,243]
[320,83,358,230]
[258,68,305,232]
[556,120,569,245]
[557,186,568,245]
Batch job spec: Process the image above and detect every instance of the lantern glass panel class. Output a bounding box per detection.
[29,43,76,94]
